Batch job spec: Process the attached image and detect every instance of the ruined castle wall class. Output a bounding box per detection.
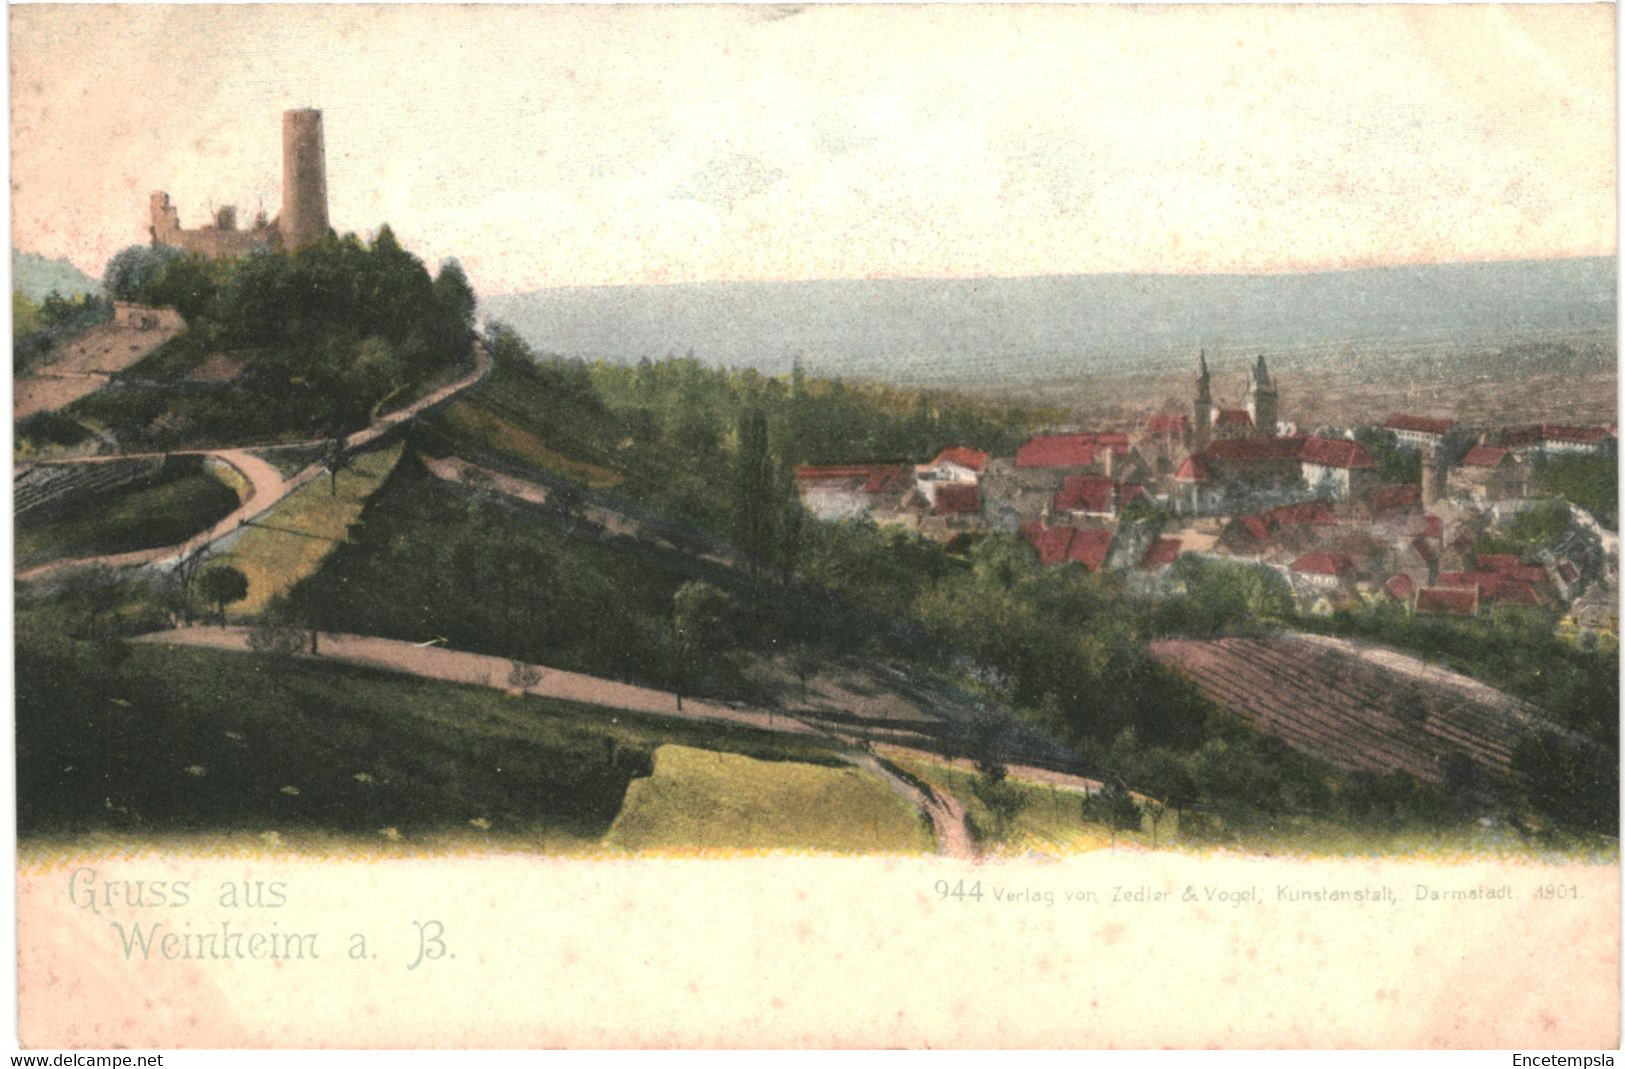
[150,192,279,260]
[148,109,331,260]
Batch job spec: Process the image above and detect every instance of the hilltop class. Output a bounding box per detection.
[12,249,101,300]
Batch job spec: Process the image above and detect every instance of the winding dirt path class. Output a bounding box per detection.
[844,751,979,859]
[140,626,824,738]
[137,625,987,856]
[16,344,490,582]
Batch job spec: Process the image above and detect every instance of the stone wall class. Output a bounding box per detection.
[149,192,279,260]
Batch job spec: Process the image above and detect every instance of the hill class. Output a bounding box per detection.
[483,257,1616,386]
[12,249,100,300]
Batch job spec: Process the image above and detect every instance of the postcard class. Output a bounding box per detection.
[9,3,1619,1051]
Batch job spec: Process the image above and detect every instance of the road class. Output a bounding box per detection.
[142,626,826,738]
[16,344,490,582]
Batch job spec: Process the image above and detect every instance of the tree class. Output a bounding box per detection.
[160,546,214,626]
[432,258,478,359]
[247,618,309,657]
[61,566,127,638]
[672,580,736,703]
[507,660,543,692]
[1512,732,1618,835]
[104,244,182,302]
[198,566,249,622]
[1084,783,1142,847]
[733,406,777,571]
[324,436,351,496]
[969,761,1026,843]
[970,532,1038,592]
[1354,426,1421,486]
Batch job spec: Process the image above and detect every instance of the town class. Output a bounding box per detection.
[795,349,1618,636]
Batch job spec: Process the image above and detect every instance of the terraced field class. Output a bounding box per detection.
[1149,633,1565,784]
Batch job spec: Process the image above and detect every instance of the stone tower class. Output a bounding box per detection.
[1246,353,1279,436]
[1420,441,1440,506]
[1193,346,1213,450]
[280,109,330,252]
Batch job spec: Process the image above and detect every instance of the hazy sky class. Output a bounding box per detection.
[10,4,1616,296]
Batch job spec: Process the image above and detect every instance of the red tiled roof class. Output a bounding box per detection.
[1173,454,1209,482]
[1026,526,1076,566]
[1502,424,1612,448]
[1474,553,1521,573]
[1417,587,1478,615]
[796,463,908,495]
[1269,499,1338,527]
[1298,436,1377,470]
[1366,484,1421,513]
[930,446,989,473]
[1141,537,1182,570]
[861,466,909,494]
[1290,552,1356,577]
[795,464,892,483]
[1146,412,1190,434]
[1214,409,1253,427]
[1384,574,1415,600]
[1016,434,1099,469]
[1203,436,1305,463]
[1422,514,1443,539]
[1022,525,1114,570]
[1558,561,1580,584]
[1066,528,1114,571]
[1438,569,1548,597]
[1492,582,1543,606]
[1119,483,1146,505]
[933,483,981,515]
[1237,514,1272,543]
[1384,414,1455,436]
[1054,474,1116,514]
[1461,445,1509,468]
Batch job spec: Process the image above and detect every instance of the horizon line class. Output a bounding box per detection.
[481,251,1616,298]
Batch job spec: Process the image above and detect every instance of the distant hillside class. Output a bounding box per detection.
[484,257,1616,385]
[12,250,100,301]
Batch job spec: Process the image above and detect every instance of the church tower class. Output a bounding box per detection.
[1246,353,1278,436]
[1193,346,1213,450]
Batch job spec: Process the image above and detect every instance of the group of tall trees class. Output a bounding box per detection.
[86,229,477,445]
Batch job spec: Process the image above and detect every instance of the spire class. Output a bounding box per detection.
[1253,352,1271,387]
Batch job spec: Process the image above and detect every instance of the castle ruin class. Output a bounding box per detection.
[149,108,331,259]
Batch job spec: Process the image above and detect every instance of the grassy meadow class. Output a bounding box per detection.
[605,744,934,855]
[210,442,403,614]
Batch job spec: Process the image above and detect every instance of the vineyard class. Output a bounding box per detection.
[1149,632,1568,784]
